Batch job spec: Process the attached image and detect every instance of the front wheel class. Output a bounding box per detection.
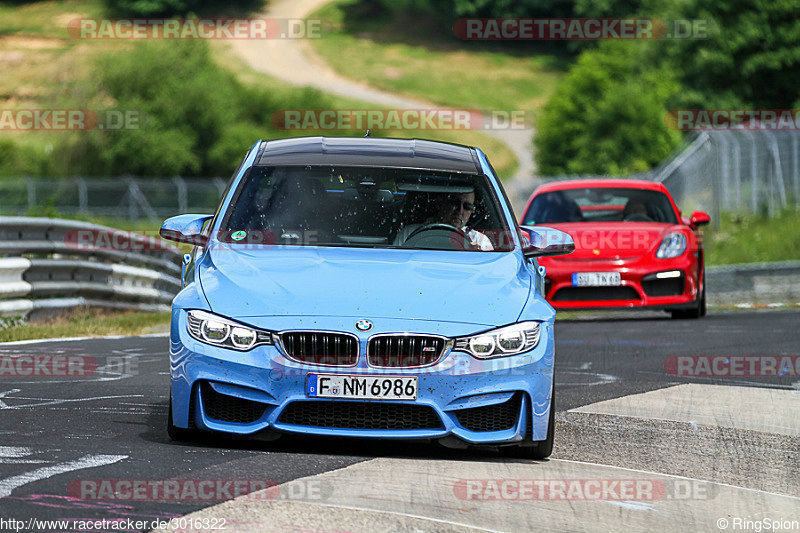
[671,269,705,319]
[503,390,555,460]
[167,393,200,442]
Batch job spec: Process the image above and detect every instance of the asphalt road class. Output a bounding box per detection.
[0,310,797,531]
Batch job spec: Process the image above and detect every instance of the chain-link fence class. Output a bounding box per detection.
[650,130,800,223]
[0,177,228,222]
[520,130,800,226]
[4,130,799,224]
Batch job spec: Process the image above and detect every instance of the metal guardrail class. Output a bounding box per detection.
[0,217,182,319]
[706,260,800,306]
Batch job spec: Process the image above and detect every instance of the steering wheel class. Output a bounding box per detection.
[404,223,474,250]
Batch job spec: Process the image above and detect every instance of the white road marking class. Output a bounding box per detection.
[0,454,127,498]
[0,446,44,463]
[602,500,659,511]
[0,332,168,346]
[0,394,144,410]
[257,501,505,533]
[0,389,21,409]
[0,446,30,458]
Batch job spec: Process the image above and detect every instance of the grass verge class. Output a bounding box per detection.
[213,42,518,178]
[704,210,800,266]
[0,308,171,343]
[310,0,565,113]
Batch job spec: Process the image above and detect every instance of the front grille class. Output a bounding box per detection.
[453,393,522,432]
[367,335,448,367]
[201,382,268,424]
[552,286,640,301]
[642,275,684,297]
[278,401,443,430]
[279,331,358,366]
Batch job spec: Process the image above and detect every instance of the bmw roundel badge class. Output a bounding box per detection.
[355,319,373,331]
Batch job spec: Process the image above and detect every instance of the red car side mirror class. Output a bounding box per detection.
[689,211,710,227]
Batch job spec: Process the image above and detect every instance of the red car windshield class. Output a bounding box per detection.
[523,187,679,225]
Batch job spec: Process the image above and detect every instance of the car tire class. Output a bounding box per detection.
[167,394,199,442]
[671,268,705,319]
[503,389,555,460]
[699,270,707,317]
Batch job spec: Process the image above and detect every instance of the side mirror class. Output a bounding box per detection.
[160,214,213,246]
[689,211,710,228]
[520,225,575,258]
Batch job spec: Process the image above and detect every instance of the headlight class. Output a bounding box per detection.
[656,233,687,259]
[187,310,273,351]
[454,322,541,359]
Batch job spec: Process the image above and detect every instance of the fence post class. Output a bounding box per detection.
[716,132,730,211]
[748,131,758,212]
[709,134,721,228]
[731,132,742,209]
[765,131,787,213]
[793,132,799,207]
[76,177,89,215]
[26,178,35,213]
[172,176,188,213]
[213,178,226,197]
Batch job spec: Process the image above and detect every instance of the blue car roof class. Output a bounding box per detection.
[255,136,481,174]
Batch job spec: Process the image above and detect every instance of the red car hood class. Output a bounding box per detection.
[538,222,677,260]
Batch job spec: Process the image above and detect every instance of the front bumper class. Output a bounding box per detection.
[169,313,555,445]
[542,253,701,310]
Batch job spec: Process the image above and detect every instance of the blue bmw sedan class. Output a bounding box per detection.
[160,136,573,459]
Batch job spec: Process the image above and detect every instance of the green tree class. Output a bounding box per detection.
[535,41,681,175]
[662,0,800,109]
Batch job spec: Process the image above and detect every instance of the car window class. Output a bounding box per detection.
[220,166,515,251]
[523,188,679,225]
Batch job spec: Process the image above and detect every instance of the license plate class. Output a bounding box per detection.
[306,374,417,400]
[572,272,621,287]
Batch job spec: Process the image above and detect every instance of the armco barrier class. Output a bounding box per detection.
[0,217,182,319]
[706,260,800,305]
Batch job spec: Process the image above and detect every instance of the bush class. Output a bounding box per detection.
[59,40,332,177]
[0,140,54,177]
[535,42,682,175]
[104,0,263,17]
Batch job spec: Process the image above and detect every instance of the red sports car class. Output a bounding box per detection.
[520,179,710,318]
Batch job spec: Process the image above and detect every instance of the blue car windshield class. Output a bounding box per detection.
[523,188,679,225]
[220,165,515,251]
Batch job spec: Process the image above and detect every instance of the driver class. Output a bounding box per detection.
[394,190,493,250]
[622,200,649,220]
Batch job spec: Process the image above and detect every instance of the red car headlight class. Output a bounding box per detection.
[656,233,687,259]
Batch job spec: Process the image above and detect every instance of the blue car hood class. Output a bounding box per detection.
[198,244,531,327]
